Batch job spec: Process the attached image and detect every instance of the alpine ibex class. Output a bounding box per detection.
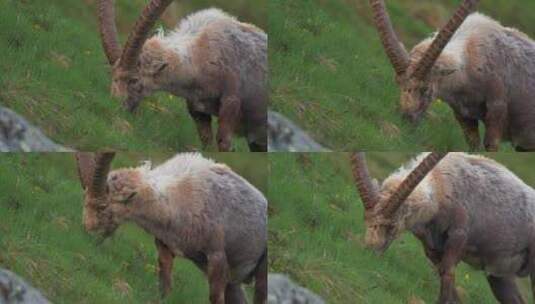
[75,153,267,304]
[97,1,267,151]
[351,152,535,303]
[370,0,535,151]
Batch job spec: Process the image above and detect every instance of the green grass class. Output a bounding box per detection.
[269,0,535,151]
[0,153,267,303]
[0,0,265,151]
[268,152,535,303]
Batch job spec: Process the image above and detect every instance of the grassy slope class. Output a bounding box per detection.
[0,153,267,303]
[268,152,535,303]
[269,0,535,151]
[0,0,265,151]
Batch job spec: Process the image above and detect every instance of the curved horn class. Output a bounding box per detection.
[98,0,122,65]
[382,153,447,217]
[75,152,115,198]
[411,0,479,80]
[119,0,174,70]
[369,0,410,76]
[75,152,95,191]
[350,153,379,210]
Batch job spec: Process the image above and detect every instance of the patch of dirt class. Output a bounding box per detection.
[408,295,426,304]
[380,121,401,138]
[50,51,71,69]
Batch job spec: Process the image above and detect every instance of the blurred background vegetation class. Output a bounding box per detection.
[270,0,535,151]
[0,152,266,303]
[269,152,535,303]
[0,0,265,151]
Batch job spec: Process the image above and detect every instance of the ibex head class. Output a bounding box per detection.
[350,152,446,253]
[75,153,152,237]
[98,0,175,112]
[369,0,479,123]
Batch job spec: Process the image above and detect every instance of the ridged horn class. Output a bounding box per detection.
[350,153,379,210]
[382,153,447,217]
[119,0,174,71]
[369,0,410,76]
[411,0,479,80]
[75,152,116,199]
[97,0,122,65]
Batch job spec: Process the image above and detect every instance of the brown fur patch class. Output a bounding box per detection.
[163,48,181,72]
[144,38,164,52]
[192,32,212,68]
[465,36,482,75]
[431,167,449,207]
[108,169,145,201]
[144,38,181,70]
[211,164,231,174]
[166,177,205,215]
[191,31,220,81]
[434,53,458,73]
[239,22,262,34]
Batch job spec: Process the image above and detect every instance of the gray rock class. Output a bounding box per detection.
[268,273,325,304]
[0,269,50,304]
[0,107,69,152]
[268,111,329,152]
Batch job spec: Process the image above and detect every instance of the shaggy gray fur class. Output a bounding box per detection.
[425,154,535,277]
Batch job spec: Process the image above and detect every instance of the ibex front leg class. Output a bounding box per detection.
[487,275,525,304]
[454,112,480,151]
[187,101,213,150]
[254,250,268,304]
[483,79,507,152]
[217,75,241,152]
[155,238,175,298]
[207,251,230,304]
[438,207,468,304]
[225,284,247,304]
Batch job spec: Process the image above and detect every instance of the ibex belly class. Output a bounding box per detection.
[443,90,486,121]
[167,81,221,115]
[462,249,528,277]
[189,98,220,116]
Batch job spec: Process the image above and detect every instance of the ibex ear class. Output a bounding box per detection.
[149,60,168,76]
[372,178,380,192]
[139,160,152,171]
[436,68,457,77]
[431,56,458,79]
[121,192,137,204]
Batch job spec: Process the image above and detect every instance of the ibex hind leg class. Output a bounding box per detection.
[248,141,267,152]
[487,275,525,304]
[187,103,214,150]
[225,283,247,304]
[207,251,230,304]
[253,251,267,304]
[155,238,175,298]
[515,146,535,152]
